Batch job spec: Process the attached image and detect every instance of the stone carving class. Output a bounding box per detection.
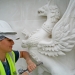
[22,0,75,75]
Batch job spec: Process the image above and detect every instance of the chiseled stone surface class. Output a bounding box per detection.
[22,0,75,75]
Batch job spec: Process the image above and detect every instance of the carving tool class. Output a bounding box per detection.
[18,62,43,74]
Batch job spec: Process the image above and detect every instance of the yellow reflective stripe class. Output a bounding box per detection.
[0,61,6,75]
[11,51,15,63]
[6,53,16,75]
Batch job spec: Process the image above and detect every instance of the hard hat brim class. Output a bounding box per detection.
[0,33,20,40]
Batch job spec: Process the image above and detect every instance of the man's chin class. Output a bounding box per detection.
[8,49,12,52]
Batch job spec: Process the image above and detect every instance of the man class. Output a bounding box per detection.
[0,20,36,75]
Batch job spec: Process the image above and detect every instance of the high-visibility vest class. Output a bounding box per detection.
[0,51,17,75]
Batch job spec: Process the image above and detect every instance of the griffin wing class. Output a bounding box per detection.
[37,0,75,56]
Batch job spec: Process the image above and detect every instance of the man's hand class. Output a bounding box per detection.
[27,59,36,72]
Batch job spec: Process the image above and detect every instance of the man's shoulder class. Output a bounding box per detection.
[13,50,19,62]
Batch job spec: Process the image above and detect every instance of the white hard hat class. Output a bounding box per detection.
[0,20,19,40]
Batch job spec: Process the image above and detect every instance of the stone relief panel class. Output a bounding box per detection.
[0,0,74,75]
[22,0,75,75]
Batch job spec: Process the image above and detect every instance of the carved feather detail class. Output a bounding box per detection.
[38,21,75,56]
[37,0,75,56]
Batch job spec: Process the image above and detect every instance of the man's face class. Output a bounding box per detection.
[0,38,14,53]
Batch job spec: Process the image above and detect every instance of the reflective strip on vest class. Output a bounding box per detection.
[0,51,17,75]
[0,61,6,75]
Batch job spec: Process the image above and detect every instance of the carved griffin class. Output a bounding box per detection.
[22,0,75,75]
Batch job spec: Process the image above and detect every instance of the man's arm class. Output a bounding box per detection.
[22,72,28,75]
[20,51,36,72]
